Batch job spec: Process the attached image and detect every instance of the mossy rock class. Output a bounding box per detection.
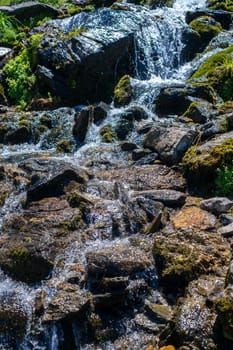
[215,296,233,341]
[113,75,132,107]
[153,228,231,293]
[189,45,233,102]
[208,0,233,12]
[56,139,75,153]
[1,248,53,283]
[189,16,222,46]
[0,83,7,104]
[148,0,174,8]
[181,132,233,189]
[181,101,209,124]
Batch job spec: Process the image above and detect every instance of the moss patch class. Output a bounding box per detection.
[215,296,233,341]
[189,16,222,43]
[113,75,132,107]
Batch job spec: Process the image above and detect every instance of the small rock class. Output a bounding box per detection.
[218,223,233,237]
[172,206,217,231]
[120,141,138,151]
[200,197,233,214]
[132,189,186,207]
[132,148,152,161]
[43,289,91,323]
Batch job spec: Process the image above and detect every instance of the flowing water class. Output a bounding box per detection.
[0,0,213,349]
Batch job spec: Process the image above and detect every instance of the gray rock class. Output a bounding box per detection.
[132,148,152,161]
[143,126,197,164]
[43,288,91,322]
[218,223,233,237]
[86,244,151,292]
[132,189,186,207]
[200,197,233,214]
[0,1,61,20]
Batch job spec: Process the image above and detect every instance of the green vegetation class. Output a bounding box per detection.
[0,12,19,45]
[3,49,36,109]
[189,16,222,42]
[215,165,233,196]
[0,0,65,7]
[189,45,233,102]
[208,0,233,12]
[3,34,43,108]
[215,296,233,341]
[182,139,233,190]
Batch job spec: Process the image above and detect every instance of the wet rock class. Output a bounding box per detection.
[73,106,91,143]
[0,1,61,20]
[181,100,214,124]
[125,106,148,121]
[186,9,232,30]
[0,248,53,284]
[132,148,152,161]
[175,275,225,349]
[43,288,91,323]
[0,197,84,283]
[218,223,233,237]
[134,152,159,165]
[155,87,192,116]
[92,102,109,125]
[115,116,134,140]
[86,244,151,293]
[200,197,233,214]
[120,141,138,151]
[132,189,186,207]
[153,213,230,292]
[137,122,154,134]
[143,126,197,164]
[189,16,222,50]
[0,294,28,346]
[96,164,186,192]
[33,9,135,104]
[26,166,88,203]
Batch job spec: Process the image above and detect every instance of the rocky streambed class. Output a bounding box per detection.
[0,0,233,349]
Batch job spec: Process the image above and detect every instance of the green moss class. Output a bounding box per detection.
[113,75,132,107]
[182,139,233,187]
[189,45,233,102]
[56,139,74,153]
[208,0,233,11]
[189,16,222,42]
[215,297,233,340]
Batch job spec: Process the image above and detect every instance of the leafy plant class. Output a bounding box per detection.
[3,48,36,108]
[215,165,233,196]
[0,12,19,45]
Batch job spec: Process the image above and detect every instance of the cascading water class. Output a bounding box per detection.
[0,0,213,349]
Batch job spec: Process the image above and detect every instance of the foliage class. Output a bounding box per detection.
[0,12,19,45]
[215,164,233,196]
[3,48,36,108]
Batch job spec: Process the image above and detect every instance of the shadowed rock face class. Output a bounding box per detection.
[32,9,136,105]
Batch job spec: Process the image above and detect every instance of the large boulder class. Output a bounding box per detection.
[181,131,233,187]
[143,126,197,164]
[32,8,136,105]
[0,1,61,20]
